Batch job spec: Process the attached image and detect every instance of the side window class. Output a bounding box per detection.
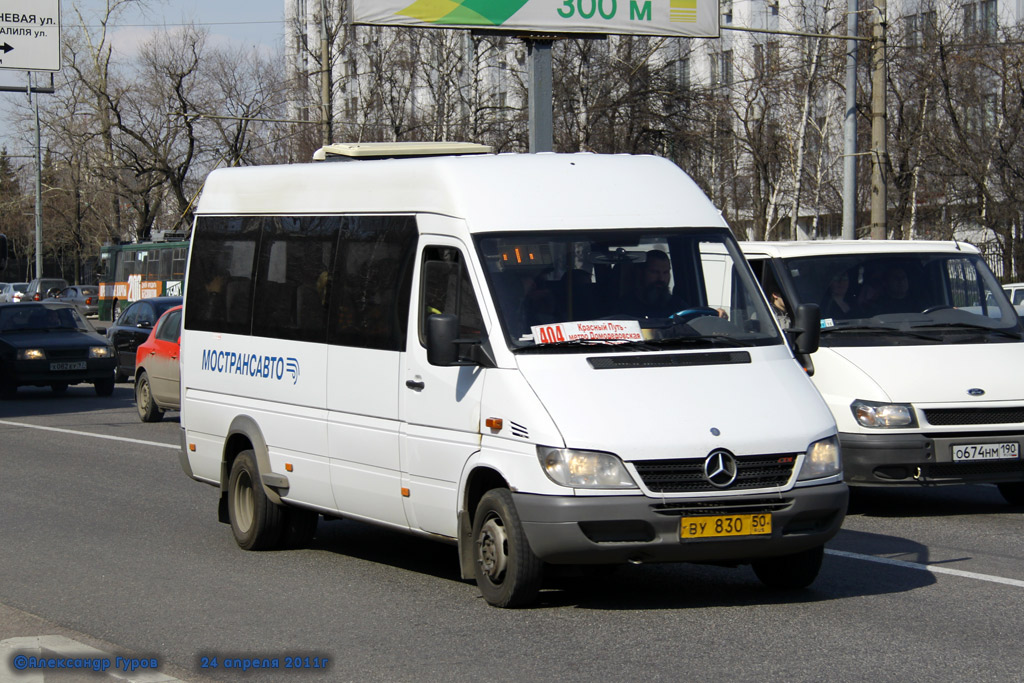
[185,216,261,335]
[156,310,182,342]
[252,216,339,343]
[328,216,417,351]
[418,246,485,346]
[119,303,139,327]
[137,303,157,327]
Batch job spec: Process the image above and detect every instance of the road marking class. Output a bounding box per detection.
[826,548,1024,588]
[0,420,177,450]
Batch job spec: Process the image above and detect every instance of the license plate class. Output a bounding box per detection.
[952,442,1020,461]
[680,514,772,539]
[49,361,86,371]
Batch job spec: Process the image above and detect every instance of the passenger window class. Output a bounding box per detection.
[156,310,182,342]
[328,215,417,351]
[184,216,262,335]
[137,303,156,327]
[119,304,139,327]
[253,216,339,343]
[419,247,485,346]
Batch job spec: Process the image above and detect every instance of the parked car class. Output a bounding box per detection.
[1004,283,1024,315]
[55,285,100,318]
[0,302,117,397]
[24,278,69,302]
[0,282,29,303]
[134,305,181,422]
[107,296,183,382]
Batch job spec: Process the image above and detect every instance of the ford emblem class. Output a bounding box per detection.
[967,388,985,396]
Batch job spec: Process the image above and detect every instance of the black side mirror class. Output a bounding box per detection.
[788,303,821,375]
[427,314,460,367]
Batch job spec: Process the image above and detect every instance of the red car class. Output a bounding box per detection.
[134,305,181,422]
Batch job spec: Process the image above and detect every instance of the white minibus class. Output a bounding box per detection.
[741,240,1024,504]
[179,148,847,607]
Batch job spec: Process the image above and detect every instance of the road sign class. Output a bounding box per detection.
[0,0,61,71]
[352,0,720,38]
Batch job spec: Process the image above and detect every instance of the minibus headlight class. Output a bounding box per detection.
[851,400,917,428]
[89,346,114,358]
[18,349,46,360]
[537,447,637,489]
[798,435,842,481]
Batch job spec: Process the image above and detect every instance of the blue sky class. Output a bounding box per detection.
[0,0,288,151]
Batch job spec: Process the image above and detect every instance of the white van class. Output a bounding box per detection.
[741,240,1024,504]
[178,148,847,607]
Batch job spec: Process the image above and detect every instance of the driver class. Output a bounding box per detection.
[620,250,726,320]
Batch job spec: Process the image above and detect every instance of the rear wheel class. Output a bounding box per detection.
[752,545,824,590]
[135,371,163,422]
[472,488,543,608]
[94,376,115,397]
[998,483,1024,506]
[228,449,286,550]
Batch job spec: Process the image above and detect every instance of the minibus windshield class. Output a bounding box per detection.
[780,251,1024,345]
[476,229,784,351]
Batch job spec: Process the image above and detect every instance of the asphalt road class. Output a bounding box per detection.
[2,384,1024,682]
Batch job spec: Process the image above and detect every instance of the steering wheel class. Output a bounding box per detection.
[669,307,720,323]
[921,305,952,314]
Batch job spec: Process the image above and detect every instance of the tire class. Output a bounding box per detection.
[998,483,1024,506]
[752,545,824,590]
[472,488,543,608]
[227,449,286,551]
[135,371,163,422]
[94,376,115,397]
[51,382,68,394]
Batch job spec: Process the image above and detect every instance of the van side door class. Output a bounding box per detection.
[401,236,488,538]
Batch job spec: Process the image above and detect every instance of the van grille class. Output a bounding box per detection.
[924,408,1024,426]
[651,498,793,516]
[632,455,796,493]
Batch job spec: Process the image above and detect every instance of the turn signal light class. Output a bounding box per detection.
[485,418,503,430]
[285,463,293,472]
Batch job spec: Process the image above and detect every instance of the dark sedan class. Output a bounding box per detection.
[0,302,117,397]
[107,296,183,382]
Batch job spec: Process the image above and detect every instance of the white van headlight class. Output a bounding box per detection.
[537,447,637,489]
[797,436,842,481]
[851,399,917,428]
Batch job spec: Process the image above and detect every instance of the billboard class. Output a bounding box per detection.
[351,0,720,38]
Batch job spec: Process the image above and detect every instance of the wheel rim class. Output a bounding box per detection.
[476,513,509,585]
[233,469,255,533]
[137,379,150,413]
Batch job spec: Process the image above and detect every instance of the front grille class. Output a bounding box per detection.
[651,498,793,517]
[925,408,1024,426]
[47,348,88,360]
[633,455,796,493]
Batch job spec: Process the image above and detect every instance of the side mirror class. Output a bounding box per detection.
[426,314,460,367]
[788,303,820,376]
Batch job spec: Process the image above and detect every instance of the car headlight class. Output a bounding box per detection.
[851,399,917,428]
[89,346,114,358]
[798,435,842,481]
[537,447,638,489]
[18,349,46,360]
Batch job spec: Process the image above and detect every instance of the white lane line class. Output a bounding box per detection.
[0,419,177,451]
[827,548,1024,588]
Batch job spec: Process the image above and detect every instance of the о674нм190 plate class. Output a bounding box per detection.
[953,442,1020,461]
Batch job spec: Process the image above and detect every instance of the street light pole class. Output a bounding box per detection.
[33,72,43,279]
[869,0,888,239]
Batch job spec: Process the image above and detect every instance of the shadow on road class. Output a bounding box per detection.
[847,484,1019,518]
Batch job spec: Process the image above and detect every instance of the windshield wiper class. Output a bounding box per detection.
[910,322,1023,339]
[821,325,942,342]
[645,336,755,348]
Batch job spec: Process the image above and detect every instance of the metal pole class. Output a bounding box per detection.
[842,0,858,239]
[320,0,332,147]
[527,39,553,153]
[33,72,43,279]
[869,0,887,239]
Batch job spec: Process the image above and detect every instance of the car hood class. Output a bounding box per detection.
[514,346,836,462]
[813,343,1024,403]
[0,329,109,349]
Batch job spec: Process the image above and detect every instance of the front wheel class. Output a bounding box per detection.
[135,371,163,422]
[94,377,115,397]
[228,449,286,551]
[752,545,824,589]
[472,488,543,608]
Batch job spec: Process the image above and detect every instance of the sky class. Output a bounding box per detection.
[0,0,288,154]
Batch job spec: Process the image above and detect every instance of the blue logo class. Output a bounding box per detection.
[201,348,300,384]
[967,388,985,396]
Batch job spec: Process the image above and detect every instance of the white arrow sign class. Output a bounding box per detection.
[0,0,61,72]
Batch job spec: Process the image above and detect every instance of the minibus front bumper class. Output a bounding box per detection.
[512,483,847,565]
[841,432,1024,486]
